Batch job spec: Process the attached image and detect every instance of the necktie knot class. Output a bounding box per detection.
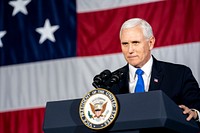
[136,69,144,76]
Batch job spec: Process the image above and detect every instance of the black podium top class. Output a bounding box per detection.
[43,90,199,133]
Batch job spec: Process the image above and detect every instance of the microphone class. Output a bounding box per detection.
[104,69,124,88]
[92,69,111,88]
[110,70,124,84]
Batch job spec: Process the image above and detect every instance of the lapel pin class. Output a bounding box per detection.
[154,78,159,83]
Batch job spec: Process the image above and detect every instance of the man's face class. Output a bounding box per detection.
[120,25,155,68]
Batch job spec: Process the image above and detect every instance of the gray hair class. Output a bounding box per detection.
[119,18,154,40]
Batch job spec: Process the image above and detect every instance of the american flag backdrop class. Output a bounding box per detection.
[0,0,200,132]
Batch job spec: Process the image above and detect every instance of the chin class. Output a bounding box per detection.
[129,63,138,67]
[128,60,138,65]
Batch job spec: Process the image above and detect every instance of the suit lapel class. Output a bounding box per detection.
[149,57,164,91]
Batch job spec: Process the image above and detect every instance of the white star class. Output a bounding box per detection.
[36,19,59,44]
[0,31,6,47]
[9,0,31,16]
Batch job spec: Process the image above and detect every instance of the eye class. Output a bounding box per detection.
[132,41,140,46]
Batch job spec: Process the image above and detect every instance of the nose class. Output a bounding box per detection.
[128,44,135,53]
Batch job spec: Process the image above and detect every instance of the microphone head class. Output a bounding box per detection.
[93,75,102,84]
[92,69,111,88]
[100,69,111,79]
[110,70,124,84]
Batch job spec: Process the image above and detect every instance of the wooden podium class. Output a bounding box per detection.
[43,90,199,133]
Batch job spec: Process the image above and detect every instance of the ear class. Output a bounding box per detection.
[149,36,155,50]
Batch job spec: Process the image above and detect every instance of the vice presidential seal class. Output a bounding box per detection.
[79,88,118,130]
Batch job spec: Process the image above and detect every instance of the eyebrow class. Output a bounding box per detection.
[121,42,128,45]
[131,41,140,43]
[121,41,140,44]
[121,40,141,45]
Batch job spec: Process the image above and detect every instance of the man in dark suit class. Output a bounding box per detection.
[94,18,200,123]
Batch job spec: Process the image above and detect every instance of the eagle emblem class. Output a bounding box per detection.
[89,102,108,119]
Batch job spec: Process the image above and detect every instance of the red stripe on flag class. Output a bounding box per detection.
[77,0,200,56]
[0,108,45,133]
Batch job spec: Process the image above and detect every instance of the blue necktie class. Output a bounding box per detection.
[134,69,145,93]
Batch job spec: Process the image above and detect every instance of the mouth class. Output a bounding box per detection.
[127,55,138,59]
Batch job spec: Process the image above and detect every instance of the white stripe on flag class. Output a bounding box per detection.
[77,0,163,13]
[0,42,200,112]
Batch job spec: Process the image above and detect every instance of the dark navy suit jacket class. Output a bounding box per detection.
[108,56,200,111]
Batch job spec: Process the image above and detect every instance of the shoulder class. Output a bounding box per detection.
[153,58,193,75]
[157,60,190,70]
